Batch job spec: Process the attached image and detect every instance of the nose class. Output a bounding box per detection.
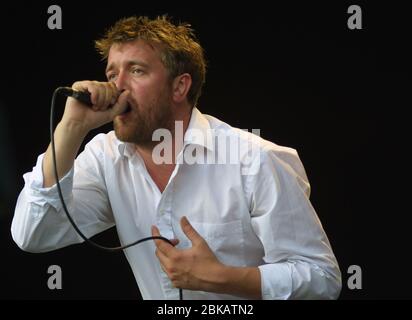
[114,70,129,92]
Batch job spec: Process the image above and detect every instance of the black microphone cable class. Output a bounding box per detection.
[50,87,183,300]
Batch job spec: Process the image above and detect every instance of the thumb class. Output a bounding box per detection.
[181,216,202,245]
[110,90,130,117]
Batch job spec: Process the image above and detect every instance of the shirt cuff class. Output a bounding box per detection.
[23,153,74,211]
[258,263,293,300]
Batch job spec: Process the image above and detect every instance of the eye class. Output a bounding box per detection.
[132,68,144,75]
[107,73,117,81]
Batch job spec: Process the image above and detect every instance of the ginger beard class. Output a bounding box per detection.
[113,87,174,147]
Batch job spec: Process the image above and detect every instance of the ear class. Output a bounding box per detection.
[172,73,192,104]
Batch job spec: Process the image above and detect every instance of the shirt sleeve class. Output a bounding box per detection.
[248,147,342,299]
[11,134,115,252]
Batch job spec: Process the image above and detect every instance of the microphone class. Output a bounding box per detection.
[59,87,93,106]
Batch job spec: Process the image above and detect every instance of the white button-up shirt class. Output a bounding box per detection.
[11,107,341,299]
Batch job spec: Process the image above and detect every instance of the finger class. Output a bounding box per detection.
[103,83,119,110]
[155,250,170,276]
[101,84,113,110]
[110,90,130,117]
[151,225,175,256]
[156,249,181,286]
[109,83,120,106]
[72,81,97,106]
[151,227,180,247]
[151,224,160,239]
[94,82,106,109]
[155,247,171,268]
[181,216,203,245]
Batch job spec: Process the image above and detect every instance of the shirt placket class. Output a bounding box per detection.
[156,163,182,299]
[133,146,185,299]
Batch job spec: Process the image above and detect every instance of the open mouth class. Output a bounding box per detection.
[121,103,132,115]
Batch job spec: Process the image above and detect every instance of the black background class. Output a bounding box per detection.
[0,1,410,300]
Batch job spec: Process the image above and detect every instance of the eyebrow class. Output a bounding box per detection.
[105,60,150,74]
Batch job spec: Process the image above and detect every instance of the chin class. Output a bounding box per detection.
[114,124,134,142]
[114,126,154,145]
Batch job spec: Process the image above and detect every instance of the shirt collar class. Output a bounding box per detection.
[183,107,214,152]
[114,107,213,159]
[113,135,136,160]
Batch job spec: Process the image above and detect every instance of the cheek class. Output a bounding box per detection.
[130,77,172,105]
[130,82,155,102]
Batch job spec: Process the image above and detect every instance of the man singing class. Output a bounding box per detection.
[11,16,341,299]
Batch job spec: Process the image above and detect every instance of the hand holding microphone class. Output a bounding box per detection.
[61,81,130,133]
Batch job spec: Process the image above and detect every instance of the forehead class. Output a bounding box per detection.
[107,39,163,66]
